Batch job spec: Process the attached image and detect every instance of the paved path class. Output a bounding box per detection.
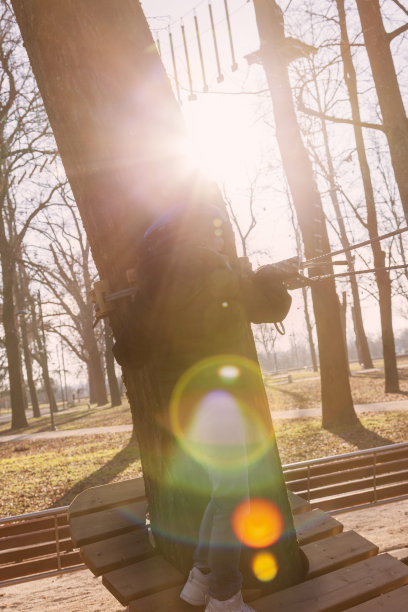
[1,399,407,444]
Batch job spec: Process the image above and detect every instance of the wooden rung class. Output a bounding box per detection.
[302,530,378,579]
[387,547,408,565]
[284,447,408,481]
[291,470,408,500]
[252,554,408,612]
[102,554,184,606]
[0,550,82,582]
[294,509,343,545]
[69,477,146,518]
[287,490,310,514]
[286,457,408,490]
[70,500,147,547]
[312,481,408,512]
[80,529,153,576]
[346,583,408,610]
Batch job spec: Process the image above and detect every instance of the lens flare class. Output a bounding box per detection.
[218,365,240,381]
[232,498,283,548]
[251,551,278,582]
[169,355,275,473]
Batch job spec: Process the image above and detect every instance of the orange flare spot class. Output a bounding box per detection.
[232,498,283,548]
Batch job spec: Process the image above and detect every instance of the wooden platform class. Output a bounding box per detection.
[68,477,408,610]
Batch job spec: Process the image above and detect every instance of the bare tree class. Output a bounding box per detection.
[252,0,356,428]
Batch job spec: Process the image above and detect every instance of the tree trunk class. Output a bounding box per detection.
[336,0,399,391]
[86,332,108,406]
[104,318,121,406]
[12,0,305,588]
[315,89,373,369]
[16,266,40,417]
[355,0,408,223]
[301,287,318,372]
[253,0,356,428]
[1,254,27,429]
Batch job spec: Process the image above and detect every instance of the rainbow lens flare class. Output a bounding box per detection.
[169,355,275,473]
[251,551,279,582]
[232,498,283,548]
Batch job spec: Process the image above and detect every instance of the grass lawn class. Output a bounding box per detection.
[266,368,408,411]
[1,411,407,518]
[0,402,132,435]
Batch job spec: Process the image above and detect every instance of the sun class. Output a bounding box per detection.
[181,95,258,184]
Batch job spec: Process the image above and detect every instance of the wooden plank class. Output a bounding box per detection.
[0,525,71,551]
[303,531,378,579]
[387,548,408,564]
[287,490,310,514]
[0,514,68,539]
[252,554,408,612]
[294,509,343,545]
[80,529,153,576]
[70,500,147,547]
[283,447,408,482]
[290,470,408,500]
[313,481,408,512]
[102,555,184,606]
[0,550,82,582]
[346,584,408,610]
[69,478,146,518]
[0,538,74,565]
[287,459,408,492]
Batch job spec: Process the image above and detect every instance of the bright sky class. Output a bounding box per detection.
[139,1,408,354]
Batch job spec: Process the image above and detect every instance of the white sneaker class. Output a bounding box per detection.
[205,591,255,612]
[180,566,211,606]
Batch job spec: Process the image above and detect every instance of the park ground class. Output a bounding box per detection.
[1,360,408,609]
[1,360,408,517]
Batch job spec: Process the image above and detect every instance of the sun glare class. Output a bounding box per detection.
[182,97,257,182]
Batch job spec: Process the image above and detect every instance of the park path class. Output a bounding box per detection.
[1,398,408,444]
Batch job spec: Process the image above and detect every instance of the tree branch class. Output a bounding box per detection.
[297,97,385,132]
[388,22,408,41]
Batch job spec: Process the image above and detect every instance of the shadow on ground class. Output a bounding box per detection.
[268,385,311,410]
[54,437,140,507]
[326,421,394,450]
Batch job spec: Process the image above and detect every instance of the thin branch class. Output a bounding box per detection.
[388,22,408,41]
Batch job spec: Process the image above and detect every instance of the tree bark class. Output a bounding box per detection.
[16,269,40,417]
[253,0,356,428]
[314,87,373,370]
[86,332,108,406]
[301,287,318,372]
[355,0,408,223]
[104,319,121,407]
[11,0,305,588]
[336,0,399,391]
[1,253,27,429]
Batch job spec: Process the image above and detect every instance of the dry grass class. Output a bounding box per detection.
[1,411,407,518]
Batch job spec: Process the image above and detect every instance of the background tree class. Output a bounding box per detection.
[252,0,357,428]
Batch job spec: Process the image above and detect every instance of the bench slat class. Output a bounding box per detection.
[294,509,343,545]
[252,554,408,612]
[80,529,153,575]
[283,447,408,481]
[127,555,408,612]
[0,550,82,581]
[346,584,408,610]
[312,481,408,512]
[0,538,74,565]
[102,555,184,606]
[287,490,310,514]
[286,458,408,490]
[69,478,146,518]
[70,500,147,547]
[290,470,408,499]
[303,531,378,579]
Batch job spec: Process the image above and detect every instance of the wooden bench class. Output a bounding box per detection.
[283,443,408,511]
[69,477,408,610]
[0,508,82,585]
